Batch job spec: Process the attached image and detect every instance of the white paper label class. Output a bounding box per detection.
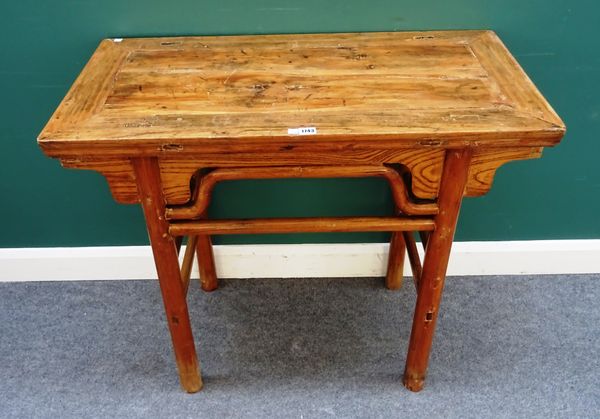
[287,127,317,135]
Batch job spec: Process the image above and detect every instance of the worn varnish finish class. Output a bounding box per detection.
[38,31,565,393]
[404,149,472,391]
[39,31,564,202]
[39,31,563,150]
[132,157,202,393]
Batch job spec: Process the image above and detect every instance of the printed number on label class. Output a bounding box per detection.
[288,127,317,135]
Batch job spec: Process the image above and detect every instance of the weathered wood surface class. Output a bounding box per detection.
[39,31,563,152]
[41,31,563,204]
[169,216,436,236]
[404,148,473,392]
[132,157,202,393]
[59,146,543,204]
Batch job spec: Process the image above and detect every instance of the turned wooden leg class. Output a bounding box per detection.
[196,234,218,292]
[133,157,203,393]
[403,149,472,392]
[386,232,406,290]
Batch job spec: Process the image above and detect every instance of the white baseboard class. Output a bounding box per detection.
[1,240,599,282]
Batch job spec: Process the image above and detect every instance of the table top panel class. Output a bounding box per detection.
[38,31,565,156]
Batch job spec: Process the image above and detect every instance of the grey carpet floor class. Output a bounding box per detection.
[0,275,598,418]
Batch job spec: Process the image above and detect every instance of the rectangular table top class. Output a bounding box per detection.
[38,31,564,157]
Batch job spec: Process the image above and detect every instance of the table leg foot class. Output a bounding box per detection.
[385,231,406,290]
[196,234,218,292]
[180,369,204,393]
[403,372,425,392]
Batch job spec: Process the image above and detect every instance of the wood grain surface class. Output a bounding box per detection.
[38,31,564,155]
[39,31,564,205]
[132,157,202,393]
[59,146,543,203]
[168,216,436,236]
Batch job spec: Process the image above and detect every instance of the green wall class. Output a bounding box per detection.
[1,0,598,247]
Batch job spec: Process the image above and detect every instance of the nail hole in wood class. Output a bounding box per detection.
[425,311,434,322]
